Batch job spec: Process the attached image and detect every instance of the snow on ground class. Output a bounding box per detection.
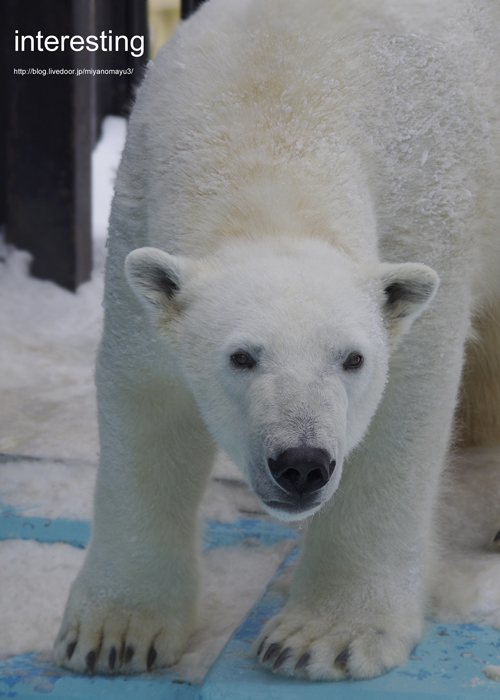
[92,116,127,243]
[0,452,267,524]
[0,238,102,462]
[0,116,296,682]
[0,537,293,683]
[0,459,95,520]
[483,665,500,681]
[0,541,86,658]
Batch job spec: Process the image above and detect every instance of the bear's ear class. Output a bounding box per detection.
[377,262,439,340]
[125,247,191,315]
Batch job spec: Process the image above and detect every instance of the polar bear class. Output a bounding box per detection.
[54,0,500,680]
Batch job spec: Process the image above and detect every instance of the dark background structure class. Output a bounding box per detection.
[0,0,206,291]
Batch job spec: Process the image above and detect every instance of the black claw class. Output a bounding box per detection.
[66,641,77,660]
[257,637,267,657]
[119,640,126,665]
[147,647,157,671]
[494,530,500,543]
[86,650,96,673]
[109,646,117,671]
[295,652,311,670]
[262,642,282,664]
[124,645,135,664]
[335,648,350,669]
[273,647,292,671]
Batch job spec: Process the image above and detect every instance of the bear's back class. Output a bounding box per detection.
[118,0,499,303]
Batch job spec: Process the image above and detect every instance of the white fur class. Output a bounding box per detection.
[54,0,500,679]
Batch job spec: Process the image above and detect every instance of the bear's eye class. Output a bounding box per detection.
[343,352,364,370]
[230,351,256,370]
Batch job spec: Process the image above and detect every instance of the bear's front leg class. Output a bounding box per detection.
[256,488,426,680]
[256,514,425,680]
[257,310,468,680]
[54,362,216,674]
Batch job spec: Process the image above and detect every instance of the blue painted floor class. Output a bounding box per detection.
[3,484,500,698]
[198,549,500,700]
[0,653,196,700]
[0,497,298,699]
[0,498,299,551]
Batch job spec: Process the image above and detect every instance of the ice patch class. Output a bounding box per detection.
[0,540,86,659]
[483,665,500,681]
[0,459,95,520]
[92,116,127,243]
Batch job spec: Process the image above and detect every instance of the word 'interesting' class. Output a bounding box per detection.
[14,30,145,58]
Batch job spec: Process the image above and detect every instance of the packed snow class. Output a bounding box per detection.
[0,116,297,682]
[483,665,500,681]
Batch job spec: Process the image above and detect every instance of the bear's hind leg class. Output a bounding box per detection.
[456,300,500,447]
[429,552,500,630]
[431,301,500,625]
[431,442,500,627]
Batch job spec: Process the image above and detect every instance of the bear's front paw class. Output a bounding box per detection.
[256,603,421,680]
[54,601,193,674]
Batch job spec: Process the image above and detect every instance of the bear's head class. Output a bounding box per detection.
[125,238,438,521]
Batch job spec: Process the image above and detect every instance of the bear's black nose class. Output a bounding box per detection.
[268,447,335,496]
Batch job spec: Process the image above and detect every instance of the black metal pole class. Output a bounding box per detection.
[181,0,207,21]
[2,0,149,290]
[3,0,93,291]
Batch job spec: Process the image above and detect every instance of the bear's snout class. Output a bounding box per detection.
[268,446,335,497]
